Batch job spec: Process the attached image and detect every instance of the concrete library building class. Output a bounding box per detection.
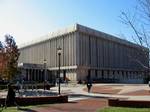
[18,24,149,83]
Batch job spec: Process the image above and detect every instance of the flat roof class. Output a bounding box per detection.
[19,23,148,50]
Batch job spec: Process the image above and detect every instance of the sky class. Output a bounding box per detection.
[0,0,137,46]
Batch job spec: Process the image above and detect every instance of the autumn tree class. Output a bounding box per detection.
[0,34,20,80]
[0,41,5,79]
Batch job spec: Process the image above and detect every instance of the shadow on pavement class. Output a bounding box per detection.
[18,107,37,112]
[69,93,108,99]
[67,101,77,103]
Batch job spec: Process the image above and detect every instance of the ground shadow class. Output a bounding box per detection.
[66,101,77,104]
[69,93,108,99]
[18,107,37,112]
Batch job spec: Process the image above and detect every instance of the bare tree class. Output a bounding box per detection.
[120,0,150,71]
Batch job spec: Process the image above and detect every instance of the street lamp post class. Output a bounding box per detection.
[57,46,62,95]
[43,59,47,90]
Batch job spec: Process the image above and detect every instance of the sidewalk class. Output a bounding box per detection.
[33,98,108,112]
[52,83,150,101]
[1,83,150,112]
[32,84,150,112]
[1,83,150,101]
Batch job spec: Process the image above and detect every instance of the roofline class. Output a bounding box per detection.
[19,24,78,49]
[19,23,148,51]
[76,24,148,50]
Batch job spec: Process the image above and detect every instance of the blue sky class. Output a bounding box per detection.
[0,0,137,46]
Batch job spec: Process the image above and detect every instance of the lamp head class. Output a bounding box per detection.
[43,59,47,64]
[57,46,62,55]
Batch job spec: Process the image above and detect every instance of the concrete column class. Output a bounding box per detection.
[25,69,28,81]
[114,71,118,79]
[35,69,37,81]
[30,69,33,81]
[109,71,113,79]
[27,69,30,81]
[112,71,115,80]
[97,70,101,78]
[32,69,34,81]
[37,70,39,81]
[39,70,42,81]
[28,69,30,81]
[104,70,107,79]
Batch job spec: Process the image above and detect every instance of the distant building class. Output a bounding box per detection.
[19,24,149,83]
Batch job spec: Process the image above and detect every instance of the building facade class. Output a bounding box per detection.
[19,24,149,83]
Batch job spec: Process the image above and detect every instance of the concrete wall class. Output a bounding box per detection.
[77,32,149,70]
[19,32,77,68]
[19,24,149,83]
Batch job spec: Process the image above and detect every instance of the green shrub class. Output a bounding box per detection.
[0,85,7,90]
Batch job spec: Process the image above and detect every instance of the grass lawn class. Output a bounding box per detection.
[0,106,36,112]
[99,107,150,112]
[0,107,22,112]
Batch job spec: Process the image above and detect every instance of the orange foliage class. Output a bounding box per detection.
[0,53,7,79]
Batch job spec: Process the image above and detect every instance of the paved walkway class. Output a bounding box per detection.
[30,84,150,112]
[1,83,150,111]
[51,83,150,101]
[1,83,150,101]
[33,98,108,112]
